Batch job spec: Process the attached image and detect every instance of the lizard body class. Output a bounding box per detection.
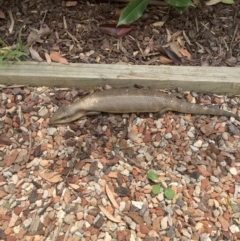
[50,88,239,124]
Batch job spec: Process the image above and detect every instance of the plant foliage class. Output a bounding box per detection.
[118,0,235,26]
[0,27,29,64]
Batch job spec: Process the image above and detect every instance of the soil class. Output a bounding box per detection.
[0,0,240,66]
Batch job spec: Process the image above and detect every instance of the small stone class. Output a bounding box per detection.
[153,142,159,147]
[210,176,219,183]
[128,131,139,141]
[193,140,203,148]
[157,192,164,202]
[161,216,168,230]
[38,106,49,116]
[177,165,187,172]
[182,229,191,238]
[47,127,57,136]
[94,214,105,228]
[200,233,211,241]
[23,218,32,228]
[190,171,201,180]
[190,145,199,152]
[229,167,237,176]
[187,131,195,138]
[213,209,220,218]
[139,224,150,234]
[131,201,143,209]
[121,169,130,176]
[222,132,229,141]
[229,224,240,233]
[42,190,48,199]
[20,126,28,133]
[166,226,175,238]
[64,214,75,224]
[164,133,172,139]
[176,198,185,207]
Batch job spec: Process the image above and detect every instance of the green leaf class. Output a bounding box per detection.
[221,0,234,3]
[152,184,162,195]
[164,0,194,7]
[117,0,150,26]
[147,170,158,182]
[164,188,175,200]
[174,5,190,14]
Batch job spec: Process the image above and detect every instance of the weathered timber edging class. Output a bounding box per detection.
[0,62,240,94]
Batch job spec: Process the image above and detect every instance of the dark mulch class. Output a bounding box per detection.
[0,0,240,66]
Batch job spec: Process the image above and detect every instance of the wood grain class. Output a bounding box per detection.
[0,62,240,94]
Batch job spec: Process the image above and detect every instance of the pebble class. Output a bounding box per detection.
[38,106,48,116]
[190,145,199,152]
[155,120,162,129]
[222,132,229,141]
[20,126,29,133]
[3,171,12,178]
[47,127,57,136]
[177,165,187,172]
[119,201,126,212]
[121,169,130,176]
[42,190,48,199]
[102,125,107,131]
[156,192,164,202]
[193,140,203,148]
[161,216,168,230]
[23,218,32,228]
[132,201,144,209]
[153,141,159,147]
[182,229,191,238]
[229,224,240,233]
[229,167,237,175]
[200,233,211,241]
[128,131,140,141]
[164,133,172,139]
[187,131,195,138]
[144,152,152,162]
[212,209,220,218]
[64,214,75,224]
[6,106,16,114]
[210,176,219,183]
[193,185,201,196]
[109,223,118,231]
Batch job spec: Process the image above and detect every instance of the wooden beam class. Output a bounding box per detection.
[0,62,240,94]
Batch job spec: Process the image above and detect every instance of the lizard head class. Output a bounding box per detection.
[50,103,86,124]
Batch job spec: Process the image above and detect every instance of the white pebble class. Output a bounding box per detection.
[229,167,237,175]
[190,145,199,152]
[229,224,240,233]
[121,169,130,176]
[164,133,172,139]
[161,216,168,230]
[194,140,203,148]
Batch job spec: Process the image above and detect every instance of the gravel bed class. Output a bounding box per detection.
[0,86,240,240]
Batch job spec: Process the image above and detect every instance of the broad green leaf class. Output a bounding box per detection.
[221,0,234,3]
[117,0,150,26]
[205,0,221,5]
[164,0,194,7]
[164,188,175,200]
[152,184,162,195]
[147,170,158,182]
[174,6,190,14]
